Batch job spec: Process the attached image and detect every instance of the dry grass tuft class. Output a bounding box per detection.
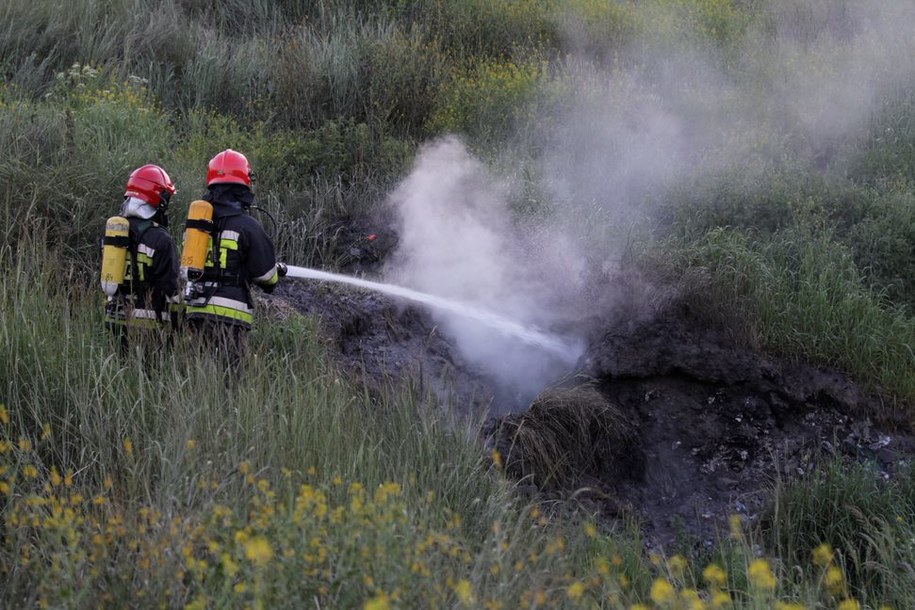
[493,384,638,490]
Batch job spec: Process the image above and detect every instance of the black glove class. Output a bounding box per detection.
[276,262,288,277]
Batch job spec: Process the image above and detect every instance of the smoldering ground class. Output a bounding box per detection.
[272,0,915,546]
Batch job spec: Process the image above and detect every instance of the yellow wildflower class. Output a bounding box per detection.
[680,588,706,610]
[567,581,585,600]
[812,543,833,566]
[185,595,208,610]
[0,404,8,424]
[775,602,806,610]
[454,579,474,606]
[23,465,38,478]
[123,438,133,457]
[221,553,238,577]
[364,592,390,610]
[596,557,610,576]
[703,564,727,588]
[710,590,731,608]
[18,437,31,452]
[584,521,597,538]
[669,554,688,578]
[837,599,860,610]
[748,559,776,591]
[650,577,676,604]
[375,482,401,504]
[41,424,51,440]
[244,536,273,566]
[729,514,743,539]
[186,439,197,450]
[825,565,845,595]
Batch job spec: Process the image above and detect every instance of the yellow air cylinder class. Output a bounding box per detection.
[100,216,130,296]
[181,200,214,281]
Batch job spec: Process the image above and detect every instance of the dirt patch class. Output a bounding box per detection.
[272,278,502,416]
[267,260,915,550]
[487,293,915,549]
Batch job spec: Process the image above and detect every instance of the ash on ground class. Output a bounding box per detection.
[264,260,914,551]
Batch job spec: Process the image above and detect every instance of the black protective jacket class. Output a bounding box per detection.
[105,217,179,326]
[184,185,279,329]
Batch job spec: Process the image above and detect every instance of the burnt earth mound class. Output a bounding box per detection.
[266,266,915,550]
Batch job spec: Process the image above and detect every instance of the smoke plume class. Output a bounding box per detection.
[384,0,915,408]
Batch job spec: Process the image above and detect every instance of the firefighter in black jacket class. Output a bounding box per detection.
[104,164,180,354]
[184,149,285,370]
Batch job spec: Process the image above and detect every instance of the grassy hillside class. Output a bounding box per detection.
[2,0,914,607]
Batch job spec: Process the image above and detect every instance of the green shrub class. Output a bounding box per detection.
[412,0,557,62]
[428,56,548,146]
[849,84,915,185]
[0,72,174,265]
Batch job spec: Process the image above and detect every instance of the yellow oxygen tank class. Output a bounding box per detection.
[100,216,130,296]
[181,200,214,281]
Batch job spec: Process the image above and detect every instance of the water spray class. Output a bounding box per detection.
[282,265,583,363]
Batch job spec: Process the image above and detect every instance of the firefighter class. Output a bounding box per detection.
[103,164,180,355]
[183,149,286,371]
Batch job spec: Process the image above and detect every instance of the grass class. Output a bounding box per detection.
[2,0,915,607]
[666,222,915,410]
[763,460,915,609]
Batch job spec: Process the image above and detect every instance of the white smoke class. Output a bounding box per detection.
[544,0,915,232]
[384,137,585,406]
[384,0,915,406]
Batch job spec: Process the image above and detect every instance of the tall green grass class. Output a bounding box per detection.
[669,223,915,410]
[764,460,915,609]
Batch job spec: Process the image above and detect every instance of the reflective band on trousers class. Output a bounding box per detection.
[186,295,252,313]
[108,307,169,323]
[185,296,254,324]
[131,308,169,321]
[185,305,254,325]
[105,313,163,329]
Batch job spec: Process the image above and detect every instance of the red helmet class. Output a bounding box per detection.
[207,149,253,187]
[124,164,176,207]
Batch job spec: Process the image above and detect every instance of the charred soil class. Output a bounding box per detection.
[266,247,915,550]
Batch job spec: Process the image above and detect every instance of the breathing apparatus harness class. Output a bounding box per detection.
[181,199,215,304]
[101,216,157,319]
[181,188,277,307]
